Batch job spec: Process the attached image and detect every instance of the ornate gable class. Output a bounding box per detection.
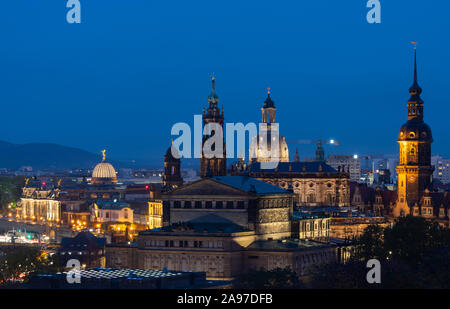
[164,178,250,197]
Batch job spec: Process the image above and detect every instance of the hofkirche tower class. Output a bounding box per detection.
[200,75,227,177]
[393,44,434,217]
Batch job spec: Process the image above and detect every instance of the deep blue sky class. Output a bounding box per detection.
[0,1,449,165]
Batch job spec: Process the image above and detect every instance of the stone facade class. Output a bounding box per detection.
[235,161,350,207]
[106,176,337,280]
[162,177,293,240]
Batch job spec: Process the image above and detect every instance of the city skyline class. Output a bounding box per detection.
[1,1,450,163]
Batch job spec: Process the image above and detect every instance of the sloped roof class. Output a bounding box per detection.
[248,161,337,173]
[247,238,331,251]
[211,176,291,196]
[152,214,251,234]
[95,200,130,210]
[60,231,106,249]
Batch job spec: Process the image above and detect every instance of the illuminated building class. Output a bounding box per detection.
[326,155,361,183]
[233,161,350,207]
[249,89,289,163]
[106,176,337,279]
[231,90,350,207]
[200,76,227,177]
[393,47,435,217]
[90,200,134,224]
[431,155,450,184]
[350,183,397,216]
[291,211,330,241]
[90,150,118,185]
[148,200,163,230]
[19,181,61,223]
[330,216,389,239]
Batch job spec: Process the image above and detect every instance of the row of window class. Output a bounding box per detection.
[145,239,224,249]
[171,200,245,209]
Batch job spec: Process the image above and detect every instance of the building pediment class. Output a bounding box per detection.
[164,178,250,197]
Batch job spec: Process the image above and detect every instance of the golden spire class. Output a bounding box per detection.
[411,41,417,50]
[101,149,106,162]
[267,87,271,95]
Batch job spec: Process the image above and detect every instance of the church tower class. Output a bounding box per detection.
[394,44,434,217]
[315,141,325,162]
[249,89,289,163]
[163,141,183,190]
[200,75,226,177]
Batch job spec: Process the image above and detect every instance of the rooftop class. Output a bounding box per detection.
[247,238,333,251]
[28,268,208,289]
[94,200,130,210]
[211,175,291,196]
[145,214,252,235]
[248,161,338,174]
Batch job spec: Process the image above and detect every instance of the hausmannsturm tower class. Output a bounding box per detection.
[394,45,434,217]
[200,75,227,177]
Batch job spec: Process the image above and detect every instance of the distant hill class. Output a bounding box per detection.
[0,140,105,170]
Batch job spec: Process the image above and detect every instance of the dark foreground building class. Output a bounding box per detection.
[27,268,208,289]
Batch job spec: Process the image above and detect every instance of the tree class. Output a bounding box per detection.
[0,176,25,214]
[353,224,385,261]
[0,247,59,285]
[308,216,450,288]
[383,216,449,265]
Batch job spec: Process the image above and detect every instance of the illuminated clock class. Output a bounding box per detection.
[409,176,416,183]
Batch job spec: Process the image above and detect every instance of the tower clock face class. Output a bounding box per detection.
[409,176,416,183]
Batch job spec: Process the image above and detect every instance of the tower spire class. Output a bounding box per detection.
[413,41,417,84]
[409,41,422,95]
[212,73,215,91]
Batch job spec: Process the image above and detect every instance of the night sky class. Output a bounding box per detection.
[0,1,449,165]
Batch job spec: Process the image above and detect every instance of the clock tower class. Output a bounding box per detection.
[394,45,434,217]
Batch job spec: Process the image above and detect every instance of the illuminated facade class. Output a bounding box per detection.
[394,48,434,217]
[19,185,61,223]
[90,201,134,224]
[249,89,289,163]
[91,150,118,185]
[234,161,350,207]
[148,201,163,230]
[106,176,337,279]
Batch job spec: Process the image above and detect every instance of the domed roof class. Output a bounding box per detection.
[93,162,117,179]
[263,90,275,108]
[91,150,117,184]
[398,120,433,142]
